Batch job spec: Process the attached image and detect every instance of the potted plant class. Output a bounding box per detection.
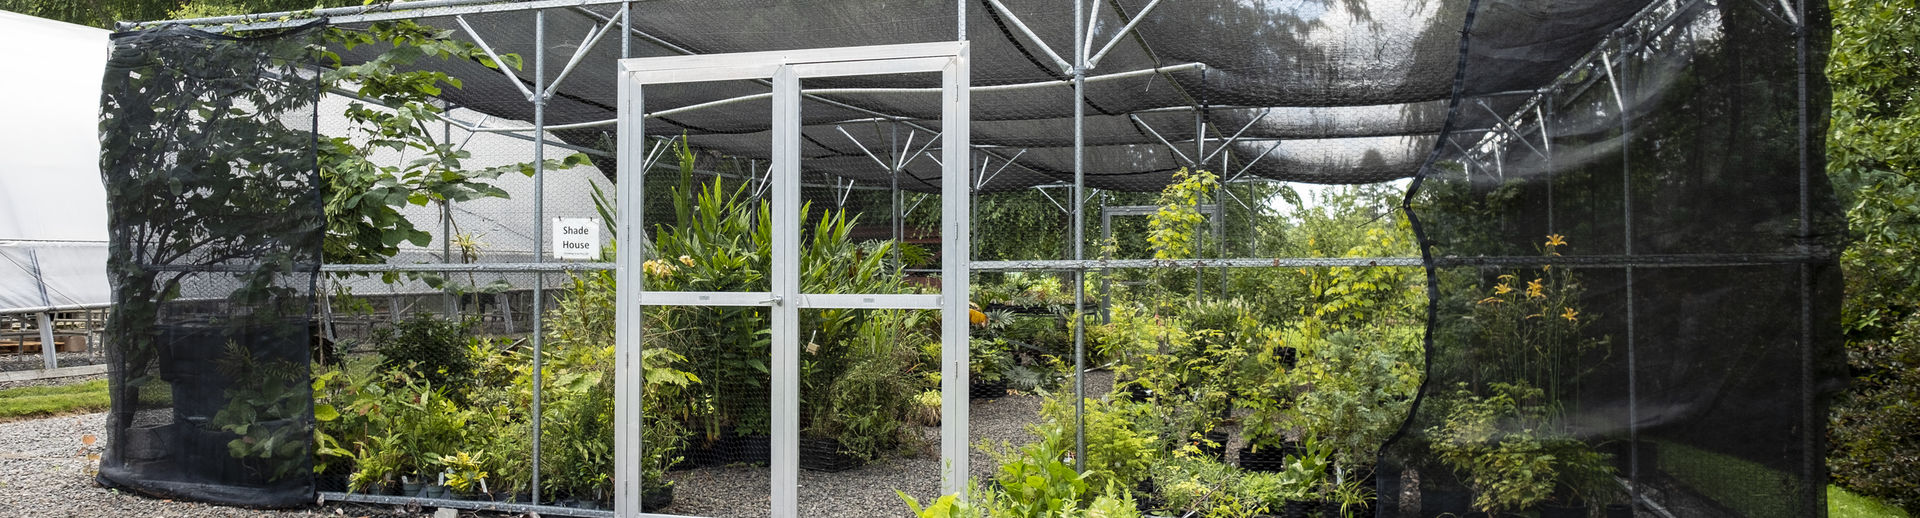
[430,451,488,499]
[1236,398,1295,473]
[969,336,1013,399]
[1428,382,1558,517]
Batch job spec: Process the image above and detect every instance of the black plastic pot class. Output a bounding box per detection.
[1279,499,1320,518]
[120,422,174,463]
[1116,384,1152,402]
[728,434,771,465]
[1539,501,1590,518]
[1602,440,1659,476]
[1275,346,1298,368]
[642,484,675,512]
[1237,445,1291,473]
[316,473,348,492]
[1421,488,1471,517]
[1192,430,1229,461]
[799,437,864,472]
[1604,503,1633,518]
[1132,479,1159,514]
[969,379,1009,399]
[676,439,727,469]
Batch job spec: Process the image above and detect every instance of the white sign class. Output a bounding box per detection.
[552,217,600,260]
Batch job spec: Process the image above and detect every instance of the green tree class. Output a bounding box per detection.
[0,0,358,29]
[1826,0,1920,512]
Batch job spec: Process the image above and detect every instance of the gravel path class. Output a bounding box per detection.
[0,413,468,517]
[0,371,1116,517]
[661,370,1114,517]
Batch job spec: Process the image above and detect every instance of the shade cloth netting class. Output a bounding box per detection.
[315,0,1650,192]
[1379,0,1845,516]
[95,25,324,508]
[95,0,1844,515]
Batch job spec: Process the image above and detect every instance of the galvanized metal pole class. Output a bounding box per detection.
[443,100,456,317]
[892,124,903,263]
[617,3,637,515]
[1794,0,1817,513]
[529,9,548,505]
[1071,0,1088,473]
[38,312,56,370]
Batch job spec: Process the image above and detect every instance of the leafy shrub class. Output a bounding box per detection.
[372,313,477,398]
[1040,395,1158,491]
[1831,314,1920,513]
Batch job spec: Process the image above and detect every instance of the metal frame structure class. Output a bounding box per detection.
[116,0,1832,517]
[614,41,971,518]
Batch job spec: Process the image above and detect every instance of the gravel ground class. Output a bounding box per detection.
[0,371,1120,517]
[660,370,1115,517]
[0,413,517,517]
[0,372,107,391]
[0,352,107,375]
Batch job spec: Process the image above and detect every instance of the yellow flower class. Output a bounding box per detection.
[643,259,678,277]
[1561,307,1580,322]
[679,255,695,267]
[1478,296,1503,305]
[1493,283,1514,295]
[1526,279,1545,298]
[1545,234,1567,247]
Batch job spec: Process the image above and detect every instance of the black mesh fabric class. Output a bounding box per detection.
[309,0,1655,192]
[1382,0,1844,517]
[96,24,324,508]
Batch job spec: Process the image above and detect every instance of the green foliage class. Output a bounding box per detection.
[1832,485,1913,518]
[1828,1,1920,513]
[806,310,927,460]
[0,380,111,421]
[1146,168,1220,260]
[1450,235,1604,400]
[899,489,988,518]
[1040,396,1158,491]
[209,340,311,481]
[371,313,478,398]
[1281,326,1421,467]
[315,21,591,268]
[980,427,1094,518]
[1426,382,1614,513]
[429,450,488,494]
[1154,453,1259,517]
[1830,314,1920,512]
[1427,382,1556,514]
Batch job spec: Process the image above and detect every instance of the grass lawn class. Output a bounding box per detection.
[0,379,110,422]
[1833,485,1910,518]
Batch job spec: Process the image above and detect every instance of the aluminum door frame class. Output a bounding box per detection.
[614,41,971,518]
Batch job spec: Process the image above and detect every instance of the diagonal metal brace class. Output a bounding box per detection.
[456,15,536,102]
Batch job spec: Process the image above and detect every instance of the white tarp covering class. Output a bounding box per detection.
[0,11,111,313]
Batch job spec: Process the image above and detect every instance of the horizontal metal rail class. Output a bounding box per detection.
[126,0,637,31]
[973,252,1829,271]
[321,262,615,273]
[127,250,1832,276]
[0,303,112,315]
[462,63,1206,134]
[317,491,611,518]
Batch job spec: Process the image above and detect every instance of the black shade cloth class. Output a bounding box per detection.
[96,24,324,508]
[317,0,1658,191]
[1382,0,1846,516]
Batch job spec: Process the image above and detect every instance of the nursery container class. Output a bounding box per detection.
[728,434,772,465]
[642,484,675,512]
[799,437,863,472]
[969,379,1009,399]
